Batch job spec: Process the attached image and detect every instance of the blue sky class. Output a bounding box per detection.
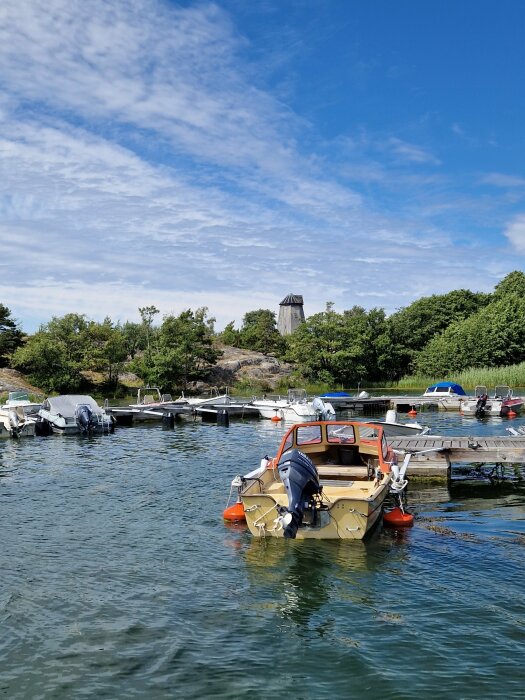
[1,0,525,333]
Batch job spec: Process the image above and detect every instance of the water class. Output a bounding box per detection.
[1,412,525,699]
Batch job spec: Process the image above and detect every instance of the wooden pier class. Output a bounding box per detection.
[387,434,525,480]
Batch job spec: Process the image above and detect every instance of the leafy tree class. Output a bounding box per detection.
[385,289,490,376]
[287,303,387,386]
[415,293,525,375]
[493,270,525,300]
[12,328,85,393]
[0,303,23,367]
[218,321,241,347]
[84,318,128,387]
[120,321,145,359]
[133,307,222,390]
[238,309,286,355]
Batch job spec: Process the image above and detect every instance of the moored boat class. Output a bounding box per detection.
[251,389,335,423]
[0,406,37,438]
[39,395,115,435]
[422,381,467,410]
[224,420,404,540]
[2,389,43,416]
[361,409,431,437]
[461,385,523,417]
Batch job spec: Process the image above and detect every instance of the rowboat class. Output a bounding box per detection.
[224,420,405,540]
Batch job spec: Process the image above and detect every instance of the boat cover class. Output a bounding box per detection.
[42,395,104,417]
[425,382,466,395]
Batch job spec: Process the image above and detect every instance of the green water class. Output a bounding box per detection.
[1,413,524,698]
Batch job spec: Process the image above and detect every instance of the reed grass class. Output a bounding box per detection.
[387,362,525,392]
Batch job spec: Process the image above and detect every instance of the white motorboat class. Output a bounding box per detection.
[39,395,115,435]
[106,387,191,423]
[2,389,43,416]
[461,385,524,417]
[251,389,335,423]
[360,410,431,438]
[0,406,37,438]
[421,381,467,410]
[177,386,233,407]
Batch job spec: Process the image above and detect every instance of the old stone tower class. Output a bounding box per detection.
[277,294,305,335]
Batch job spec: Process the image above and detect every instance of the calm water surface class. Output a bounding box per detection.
[1,410,524,699]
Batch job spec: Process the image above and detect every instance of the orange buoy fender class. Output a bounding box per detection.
[223,502,246,522]
[508,409,517,418]
[408,408,417,417]
[271,415,281,422]
[383,507,414,528]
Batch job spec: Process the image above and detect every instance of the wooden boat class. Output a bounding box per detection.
[226,420,401,540]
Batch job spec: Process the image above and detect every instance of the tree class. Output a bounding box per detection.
[139,305,160,365]
[238,309,286,355]
[133,307,222,390]
[385,289,490,376]
[0,304,23,367]
[287,303,387,386]
[218,321,241,347]
[415,293,525,375]
[84,318,128,388]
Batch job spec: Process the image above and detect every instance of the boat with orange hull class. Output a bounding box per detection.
[225,420,405,540]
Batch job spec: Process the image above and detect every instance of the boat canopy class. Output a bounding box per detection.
[42,395,103,415]
[425,381,466,395]
[320,391,351,398]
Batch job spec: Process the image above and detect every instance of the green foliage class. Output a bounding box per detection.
[415,290,525,376]
[0,303,23,367]
[287,304,388,385]
[132,307,222,390]
[392,361,525,392]
[493,270,525,300]
[218,321,241,347]
[12,325,85,393]
[385,289,490,377]
[238,309,286,356]
[13,314,127,392]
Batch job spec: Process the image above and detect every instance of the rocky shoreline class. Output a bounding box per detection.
[0,345,294,396]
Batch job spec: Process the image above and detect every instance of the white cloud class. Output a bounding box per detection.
[0,0,522,335]
[504,214,525,252]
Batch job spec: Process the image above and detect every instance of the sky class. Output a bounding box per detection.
[1,0,525,333]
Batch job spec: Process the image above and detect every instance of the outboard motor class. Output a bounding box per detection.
[475,394,488,418]
[277,449,321,539]
[8,409,21,438]
[312,397,336,421]
[75,404,93,434]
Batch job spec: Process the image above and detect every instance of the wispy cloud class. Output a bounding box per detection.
[504,214,525,252]
[0,0,523,332]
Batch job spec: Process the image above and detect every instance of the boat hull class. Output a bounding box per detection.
[241,476,391,540]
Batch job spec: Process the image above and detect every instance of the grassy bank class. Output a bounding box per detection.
[382,362,525,392]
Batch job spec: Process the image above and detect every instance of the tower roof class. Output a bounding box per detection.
[279,294,303,306]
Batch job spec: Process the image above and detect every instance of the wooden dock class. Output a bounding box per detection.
[387,434,525,480]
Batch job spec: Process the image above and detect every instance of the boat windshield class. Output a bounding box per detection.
[327,425,355,443]
[295,425,322,445]
[8,391,30,401]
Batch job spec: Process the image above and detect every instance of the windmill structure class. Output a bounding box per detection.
[277,294,305,335]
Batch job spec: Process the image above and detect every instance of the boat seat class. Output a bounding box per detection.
[317,465,369,478]
[143,395,155,404]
